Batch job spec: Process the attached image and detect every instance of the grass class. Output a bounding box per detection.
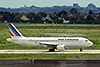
[1,23,100,59]
[0,54,100,60]
[0,23,100,49]
[0,23,100,50]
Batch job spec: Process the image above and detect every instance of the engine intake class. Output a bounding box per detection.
[57,45,68,50]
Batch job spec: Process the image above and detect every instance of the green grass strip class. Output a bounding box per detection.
[0,54,99,60]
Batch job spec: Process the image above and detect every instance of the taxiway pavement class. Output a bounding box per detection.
[0,50,100,54]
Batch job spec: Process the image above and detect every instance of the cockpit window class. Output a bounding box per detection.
[85,40,88,42]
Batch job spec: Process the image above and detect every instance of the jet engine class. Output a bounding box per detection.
[57,45,68,50]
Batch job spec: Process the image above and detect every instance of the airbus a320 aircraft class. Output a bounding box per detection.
[7,23,93,52]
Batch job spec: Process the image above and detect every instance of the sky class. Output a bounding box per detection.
[0,0,100,8]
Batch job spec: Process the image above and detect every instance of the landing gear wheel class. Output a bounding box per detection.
[49,49,55,52]
[80,48,82,52]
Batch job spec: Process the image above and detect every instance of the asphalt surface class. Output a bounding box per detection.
[0,50,100,67]
[0,59,100,67]
[0,50,100,54]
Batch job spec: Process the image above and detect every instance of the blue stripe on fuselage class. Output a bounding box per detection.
[58,39,78,41]
[8,24,21,36]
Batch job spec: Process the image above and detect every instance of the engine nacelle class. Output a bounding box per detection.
[57,45,68,50]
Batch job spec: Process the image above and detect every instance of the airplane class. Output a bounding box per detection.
[7,23,93,52]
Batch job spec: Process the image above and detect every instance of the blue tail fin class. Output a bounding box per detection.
[8,23,24,38]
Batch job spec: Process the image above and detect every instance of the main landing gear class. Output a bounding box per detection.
[49,48,55,52]
[80,48,82,52]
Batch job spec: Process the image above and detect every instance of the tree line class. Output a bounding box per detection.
[0,8,100,24]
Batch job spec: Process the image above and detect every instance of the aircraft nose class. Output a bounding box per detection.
[89,41,93,46]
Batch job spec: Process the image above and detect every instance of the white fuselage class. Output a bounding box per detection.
[7,37,93,48]
[7,23,93,51]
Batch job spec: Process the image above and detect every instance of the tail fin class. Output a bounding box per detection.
[8,23,24,38]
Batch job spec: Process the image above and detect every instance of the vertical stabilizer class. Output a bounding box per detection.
[8,23,24,38]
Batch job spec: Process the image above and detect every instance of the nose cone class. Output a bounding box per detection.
[89,41,93,46]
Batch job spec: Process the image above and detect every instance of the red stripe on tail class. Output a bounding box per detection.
[9,31,14,37]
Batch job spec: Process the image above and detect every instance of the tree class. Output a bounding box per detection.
[27,12,35,20]
[86,15,94,24]
[37,12,47,17]
[33,14,42,20]
[79,16,85,21]
[64,16,70,20]
[57,10,67,17]
[89,10,94,15]
[15,12,20,16]
[69,8,78,14]
[86,15,94,21]
[3,14,9,21]
[60,11,67,15]
[70,17,77,21]
[9,13,15,20]
[0,11,3,14]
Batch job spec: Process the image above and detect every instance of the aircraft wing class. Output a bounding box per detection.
[39,42,59,46]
